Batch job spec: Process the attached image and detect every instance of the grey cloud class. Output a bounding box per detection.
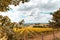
[17,0,60,11]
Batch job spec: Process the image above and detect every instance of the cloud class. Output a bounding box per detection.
[16,0,60,11]
[0,0,60,23]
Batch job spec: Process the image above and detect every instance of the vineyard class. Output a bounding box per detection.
[13,28,54,33]
[0,6,60,40]
[0,15,60,40]
[12,27,60,40]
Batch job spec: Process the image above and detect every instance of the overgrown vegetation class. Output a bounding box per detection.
[0,15,24,40]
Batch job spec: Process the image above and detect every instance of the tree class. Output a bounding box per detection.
[49,8,60,40]
[0,15,3,26]
[1,16,11,26]
[49,8,60,28]
[19,19,24,25]
[0,0,28,12]
[0,16,14,40]
[0,15,24,40]
[0,0,12,11]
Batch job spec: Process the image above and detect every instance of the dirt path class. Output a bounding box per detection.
[28,31,60,40]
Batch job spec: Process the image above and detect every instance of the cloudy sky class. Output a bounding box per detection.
[0,0,60,23]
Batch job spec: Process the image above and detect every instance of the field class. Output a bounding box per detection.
[13,27,60,40]
[13,27,57,33]
[0,27,59,40]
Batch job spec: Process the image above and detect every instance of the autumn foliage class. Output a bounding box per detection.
[0,0,28,11]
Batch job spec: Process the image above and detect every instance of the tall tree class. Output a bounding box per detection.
[49,8,60,40]
[49,9,60,28]
[0,0,28,12]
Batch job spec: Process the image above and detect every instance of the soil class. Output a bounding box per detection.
[27,31,60,40]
